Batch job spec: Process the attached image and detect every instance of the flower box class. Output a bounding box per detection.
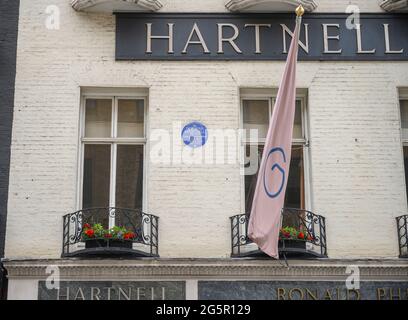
[85,239,133,249]
[279,226,315,248]
[279,239,306,250]
[81,223,137,250]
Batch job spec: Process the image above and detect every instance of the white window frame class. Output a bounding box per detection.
[239,90,311,213]
[400,92,408,146]
[76,91,149,227]
[399,91,408,209]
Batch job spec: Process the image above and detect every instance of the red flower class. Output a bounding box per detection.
[104,233,112,239]
[298,232,305,239]
[307,234,314,241]
[83,223,91,229]
[85,229,95,238]
[124,232,135,240]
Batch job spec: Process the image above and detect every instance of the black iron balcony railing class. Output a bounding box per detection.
[396,214,408,258]
[62,207,159,258]
[230,208,327,258]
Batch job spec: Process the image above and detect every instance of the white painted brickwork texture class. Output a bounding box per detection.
[160,0,384,12]
[5,0,408,259]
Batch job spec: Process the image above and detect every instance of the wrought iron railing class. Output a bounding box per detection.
[62,207,159,257]
[396,215,408,258]
[0,262,6,300]
[230,208,327,258]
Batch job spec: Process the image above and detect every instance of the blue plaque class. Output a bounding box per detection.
[181,122,208,148]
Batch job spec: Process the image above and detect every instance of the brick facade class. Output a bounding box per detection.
[4,0,408,262]
[0,0,20,299]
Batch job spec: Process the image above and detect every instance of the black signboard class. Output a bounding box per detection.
[198,281,408,300]
[38,280,408,300]
[38,281,186,300]
[116,13,408,61]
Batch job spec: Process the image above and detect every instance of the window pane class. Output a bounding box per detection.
[243,100,269,140]
[82,144,111,209]
[293,100,303,140]
[117,99,145,138]
[404,147,408,205]
[270,100,303,139]
[243,99,303,141]
[85,99,112,138]
[401,100,408,141]
[282,147,304,229]
[115,145,144,210]
[244,144,264,214]
[284,147,304,209]
[245,145,304,214]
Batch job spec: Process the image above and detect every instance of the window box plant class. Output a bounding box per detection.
[82,223,137,249]
[279,226,314,249]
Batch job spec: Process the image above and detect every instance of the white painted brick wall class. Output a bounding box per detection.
[160,0,385,13]
[5,0,408,259]
[315,0,384,12]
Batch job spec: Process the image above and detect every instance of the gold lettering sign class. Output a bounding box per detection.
[44,282,184,300]
[116,14,408,61]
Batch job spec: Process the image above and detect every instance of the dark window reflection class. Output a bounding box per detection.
[245,145,304,215]
[82,144,111,209]
[115,145,144,210]
[404,147,408,204]
[82,144,111,228]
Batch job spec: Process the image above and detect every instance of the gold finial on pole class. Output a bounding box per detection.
[295,4,305,17]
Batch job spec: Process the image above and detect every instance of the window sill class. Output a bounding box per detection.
[225,0,317,13]
[71,0,163,13]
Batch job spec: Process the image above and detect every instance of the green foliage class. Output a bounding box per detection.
[81,223,136,241]
[279,226,311,241]
[93,223,105,238]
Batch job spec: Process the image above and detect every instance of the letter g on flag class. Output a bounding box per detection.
[263,147,286,198]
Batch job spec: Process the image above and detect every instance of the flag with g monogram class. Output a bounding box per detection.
[248,9,303,259]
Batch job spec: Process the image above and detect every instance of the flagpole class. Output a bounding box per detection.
[248,4,305,260]
[278,6,303,241]
[295,4,304,34]
[295,4,305,18]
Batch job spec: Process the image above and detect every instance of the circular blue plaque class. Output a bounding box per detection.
[181,122,208,148]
